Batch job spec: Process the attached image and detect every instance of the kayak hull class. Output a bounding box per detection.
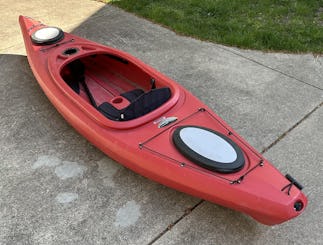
[19,16,307,225]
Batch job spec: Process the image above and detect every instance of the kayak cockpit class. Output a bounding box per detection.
[60,53,173,121]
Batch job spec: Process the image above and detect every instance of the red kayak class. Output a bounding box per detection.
[19,16,307,225]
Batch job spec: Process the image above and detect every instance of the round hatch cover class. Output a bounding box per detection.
[172,126,245,173]
[31,26,64,45]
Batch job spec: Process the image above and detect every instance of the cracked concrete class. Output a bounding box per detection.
[1,1,322,244]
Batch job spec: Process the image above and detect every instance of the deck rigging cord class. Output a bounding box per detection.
[139,108,265,184]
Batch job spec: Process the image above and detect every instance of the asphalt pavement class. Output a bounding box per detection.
[1,1,322,244]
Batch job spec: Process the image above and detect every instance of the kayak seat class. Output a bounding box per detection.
[98,87,171,121]
[121,89,145,102]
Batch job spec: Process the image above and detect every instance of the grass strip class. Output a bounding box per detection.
[107,0,323,53]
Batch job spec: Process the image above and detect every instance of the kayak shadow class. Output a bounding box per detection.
[0,56,260,235]
[0,54,48,117]
[2,8,259,242]
[0,53,74,139]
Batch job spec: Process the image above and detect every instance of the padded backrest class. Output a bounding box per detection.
[98,87,171,121]
[120,89,144,102]
[122,87,171,120]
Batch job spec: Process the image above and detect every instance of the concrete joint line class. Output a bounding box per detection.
[219,46,323,91]
[261,101,323,154]
[147,200,204,245]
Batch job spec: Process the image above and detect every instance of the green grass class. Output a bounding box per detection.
[107,0,323,53]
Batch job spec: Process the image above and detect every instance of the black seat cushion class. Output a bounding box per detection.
[98,87,171,121]
[98,102,122,121]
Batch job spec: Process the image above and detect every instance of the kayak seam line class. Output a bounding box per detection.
[219,46,323,91]
[261,101,323,154]
[147,200,204,245]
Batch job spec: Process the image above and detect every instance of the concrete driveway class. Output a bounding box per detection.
[1,1,323,244]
